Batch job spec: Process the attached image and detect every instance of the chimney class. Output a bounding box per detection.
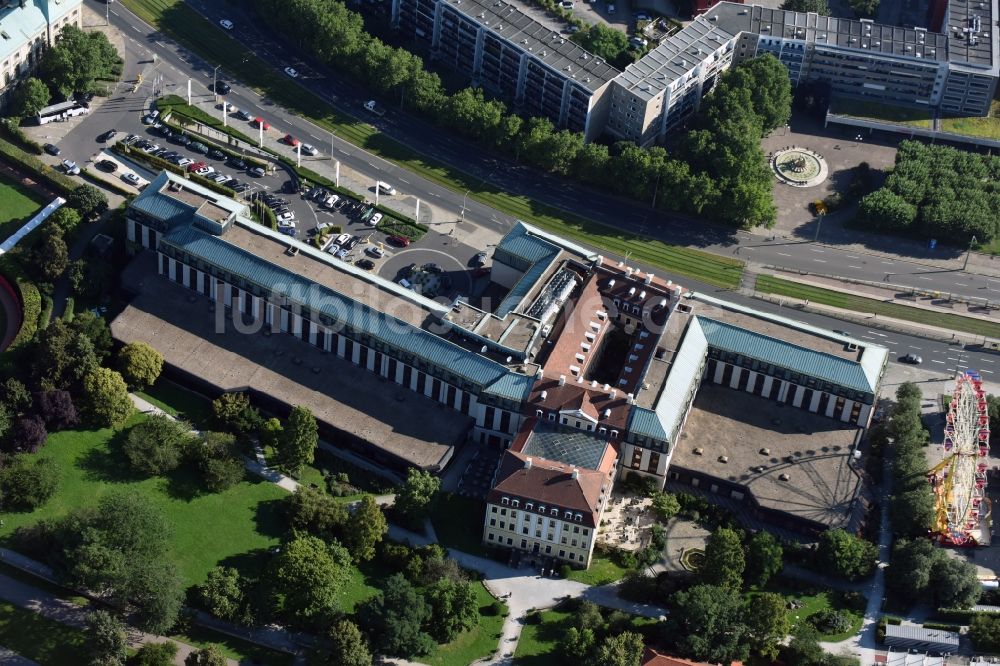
[591,380,598,388]
[571,468,579,479]
[611,390,617,399]
[540,390,548,400]
[645,273,654,285]
[558,375,566,386]
[525,457,533,469]
[603,383,610,392]
[627,393,634,404]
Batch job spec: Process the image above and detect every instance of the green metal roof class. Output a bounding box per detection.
[495,249,558,318]
[161,224,533,401]
[696,316,876,393]
[495,221,560,266]
[625,406,668,441]
[129,171,244,234]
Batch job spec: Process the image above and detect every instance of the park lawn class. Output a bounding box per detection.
[135,378,213,429]
[514,605,656,666]
[120,0,745,290]
[423,582,506,666]
[431,493,488,556]
[0,170,45,241]
[760,584,864,642]
[0,413,288,588]
[565,555,631,586]
[0,600,89,664]
[829,98,933,129]
[756,274,1000,339]
[940,100,1000,140]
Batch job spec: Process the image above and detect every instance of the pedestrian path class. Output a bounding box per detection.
[0,646,40,666]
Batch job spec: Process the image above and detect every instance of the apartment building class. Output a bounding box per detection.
[0,0,82,109]
[391,0,619,139]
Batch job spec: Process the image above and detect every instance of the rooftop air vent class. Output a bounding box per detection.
[718,455,729,463]
[693,447,704,455]
[779,473,790,481]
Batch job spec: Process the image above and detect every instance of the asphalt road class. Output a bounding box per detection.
[77,0,1000,376]
[90,0,1000,308]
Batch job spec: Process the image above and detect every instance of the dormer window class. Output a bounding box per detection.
[538,505,546,513]
[501,497,510,505]
[550,508,558,516]
[564,511,573,519]
[548,413,556,421]
[526,503,534,511]
[574,513,583,522]
[536,409,543,418]
[512,499,520,508]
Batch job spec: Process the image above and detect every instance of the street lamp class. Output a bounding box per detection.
[461,189,471,224]
[212,65,222,99]
[964,235,978,271]
[814,211,825,242]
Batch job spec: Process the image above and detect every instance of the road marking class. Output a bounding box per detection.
[810,248,825,253]
[917,276,932,281]
[309,134,320,141]
[881,261,894,265]
[813,259,827,263]
[848,265,862,269]
[982,369,994,374]
[931,360,946,364]
[846,255,860,259]
[908,345,922,350]
[885,340,898,345]
[867,331,887,337]
[399,178,410,184]
[947,357,959,361]
[955,282,971,287]
[946,367,955,372]
[861,335,876,340]
[132,25,141,32]
[776,252,791,257]
[983,359,995,363]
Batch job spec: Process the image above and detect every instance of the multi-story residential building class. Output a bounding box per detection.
[391,0,619,139]
[0,0,83,109]
[606,0,998,145]
[113,172,886,548]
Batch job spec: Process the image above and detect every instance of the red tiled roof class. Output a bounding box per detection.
[642,648,744,666]
[526,379,631,431]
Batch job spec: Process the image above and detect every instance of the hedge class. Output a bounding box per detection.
[158,115,268,169]
[38,293,53,331]
[11,275,41,347]
[0,118,43,155]
[0,135,77,196]
[157,95,259,146]
[376,216,426,242]
[923,622,962,632]
[81,167,137,198]
[933,608,978,624]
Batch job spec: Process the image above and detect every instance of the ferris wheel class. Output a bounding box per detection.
[929,371,990,546]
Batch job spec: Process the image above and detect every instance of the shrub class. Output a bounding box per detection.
[6,415,47,453]
[809,609,852,634]
[33,390,79,430]
[559,564,573,579]
[0,134,76,195]
[0,454,59,509]
[9,276,41,350]
[133,642,179,666]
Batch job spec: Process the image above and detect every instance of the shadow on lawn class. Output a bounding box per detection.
[77,427,144,484]
[252,498,287,540]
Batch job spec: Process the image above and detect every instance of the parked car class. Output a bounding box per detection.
[173,134,192,147]
[376,181,397,195]
[187,161,207,172]
[322,194,340,209]
[387,235,410,247]
[356,259,376,271]
[277,217,296,228]
[471,251,487,267]
[195,166,216,176]
[158,126,174,139]
[97,159,118,172]
[367,212,383,227]
[190,142,209,154]
[123,134,140,145]
[227,156,248,170]
[248,166,265,178]
[332,233,351,247]
[207,149,225,160]
[277,211,296,223]
[283,134,300,147]
[177,157,194,167]
[301,144,318,156]
[97,128,117,142]
[219,18,234,29]
[141,143,160,153]
[121,173,142,186]
[365,246,385,258]
[213,81,232,95]
[284,67,299,78]
[278,225,296,237]
[233,183,250,193]
[142,110,160,125]
[900,353,923,365]
[61,159,80,175]
[252,117,270,130]
[235,110,253,121]
[43,143,60,156]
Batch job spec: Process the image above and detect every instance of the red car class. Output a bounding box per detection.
[387,235,410,247]
[283,134,300,147]
[252,117,270,130]
[187,161,207,172]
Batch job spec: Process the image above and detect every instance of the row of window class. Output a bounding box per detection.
[497,497,584,522]
[491,506,590,535]
[487,519,589,547]
[485,533,584,561]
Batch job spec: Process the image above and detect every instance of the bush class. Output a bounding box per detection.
[6,415,47,453]
[809,609,852,634]
[0,134,76,195]
[132,641,179,666]
[0,454,59,509]
[486,600,507,616]
[0,118,43,154]
[559,564,573,579]
[9,275,41,350]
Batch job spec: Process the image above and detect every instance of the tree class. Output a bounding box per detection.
[259,416,283,450]
[284,485,348,541]
[746,592,789,660]
[885,538,936,606]
[669,584,749,664]
[394,469,441,525]
[783,625,828,666]
[0,454,59,509]
[425,577,479,642]
[66,184,109,220]
[593,631,645,666]
[117,342,163,389]
[276,405,317,475]
[193,431,245,493]
[211,392,261,434]
[573,600,604,632]
[650,492,680,521]
[780,0,830,13]
[41,25,119,96]
[184,645,227,666]
[559,626,597,664]
[571,23,631,66]
[344,495,388,562]
[326,618,373,666]
[34,226,69,281]
[890,487,934,537]
[357,573,434,658]
[816,529,877,581]
[86,610,128,666]
[735,54,793,132]
[122,415,191,476]
[857,189,917,233]
[70,311,114,361]
[133,642,179,666]
[127,558,185,635]
[1,377,33,414]
[268,534,347,630]
[30,319,99,391]
[930,555,981,609]
[34,390,79,430]
[700,527,745,589]
[745,531,783,587]
[80,368,133,428]
[11,77,51,117]
[49,207,82,235]
[6,415,47,453]
[848,0,879,16]
[197,566,246,622]
[971,614,1000,652]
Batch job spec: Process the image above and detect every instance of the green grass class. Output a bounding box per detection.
[0,170,45,241]
[829,97,933,129]
[158,94,258,146]
[565,555,631,586]
[119,0,744,290]
[762,585,864,642]
[430,493,488,557]
[0,413,288,587]
[169,624,294,666]
[514,605,656,666]
[0,600,89,664]
[940,100,1000,140]
[756,274,1000,339]
[423,582,506,666]
[134,378,213,429]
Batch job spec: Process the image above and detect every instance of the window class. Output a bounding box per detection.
[488,533,494,541]
[559,550,566,557]
[510,511,517,519]
[536,409,543,418]
[501,497,510,505]
[499,522,505,529]
[569,553,576,560]
[549,519,556,527]
[573,526,579,533]
[561,537,567,544]
[571,539,577,547]
[574,514,582,522]
[490,518,496,526]
[548,413,556,422]
[500,509,507,516]
[506,538,512,545]
[545,545,552,554]
[526,503,533,511]
[511,499,520,508]
[538,505,546,514]
[582,528,589,536]
[520,539,527,549]
[522,527,529,534]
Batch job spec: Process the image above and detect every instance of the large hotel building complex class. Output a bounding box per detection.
[114,171,887,568]
[390,0,998,145]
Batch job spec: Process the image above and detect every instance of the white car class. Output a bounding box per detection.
[284,67,299,78]
[219,19,234,30]
[326,243,341,255]
[376,181,396,195]
[177,157,193,167]
[322,194,340,209]
[121,173,142,186]
[142,110,160,125]
[142,143,161,153]
[365,245,384,258]
[278,219,296,228]
[367,212,383,227]
[301,144,318,156]
[195,166,216,176]
[277,211,296,222]
[333,233,351,247]
[61,159,80,175]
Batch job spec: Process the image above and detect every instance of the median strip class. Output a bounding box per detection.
[119,0,744,289]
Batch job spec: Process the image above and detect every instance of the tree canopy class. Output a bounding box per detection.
[117,342,163,389]
[40,25,120,98]
[668,584,749,664]
[780,0,830,13]
[11,77,51,117]
[122,415,192,477]
[80,368,133,428]
[267,534,348,630]
[344,495,388,562]
[394,469,441,525]
[700,527,745,589]
[357,573,435,658]
[277,405,317,475]
[745,531,783,588]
